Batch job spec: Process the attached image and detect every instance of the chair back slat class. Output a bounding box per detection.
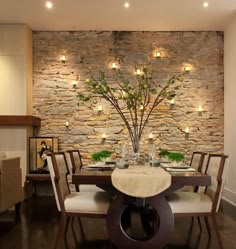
[47,155,61,211]
[67,150,83,173]
[190,152,206,172]
[48,152,70,213]
[205,154,228,212]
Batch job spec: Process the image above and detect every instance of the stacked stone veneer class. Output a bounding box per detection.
[33,31,224,163]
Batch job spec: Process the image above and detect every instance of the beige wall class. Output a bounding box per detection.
[0,24,33,181]
[224,15,236,205]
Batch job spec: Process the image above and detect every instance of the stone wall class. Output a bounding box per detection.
[33,31,224,163]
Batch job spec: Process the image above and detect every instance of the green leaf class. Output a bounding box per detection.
[151,88,157,94]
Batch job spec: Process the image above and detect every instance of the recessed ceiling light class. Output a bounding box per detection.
[124,2,130,8]
[203,2,209,8]
[45,1,53,9]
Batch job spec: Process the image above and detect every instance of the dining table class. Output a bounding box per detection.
[72,163,211,249]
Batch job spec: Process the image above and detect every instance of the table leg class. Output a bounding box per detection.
[107,194,174,249]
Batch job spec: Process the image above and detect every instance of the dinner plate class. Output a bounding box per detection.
[82,164,115,170]
[161,162,190,169]
[165,167,196,172]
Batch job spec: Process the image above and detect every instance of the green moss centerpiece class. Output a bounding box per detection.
[159,150,185,164]
[91,150,113,164]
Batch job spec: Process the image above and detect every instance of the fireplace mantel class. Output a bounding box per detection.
[0,115,41,127]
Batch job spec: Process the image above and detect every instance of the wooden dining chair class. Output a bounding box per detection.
[190,151,207,172]
[167,153,228,249]
[47,152,112,249]
[178,151,207,192]
[66,149,104,192]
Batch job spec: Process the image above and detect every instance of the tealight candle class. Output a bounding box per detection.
[111,62,117,69]
[184,66,191,72]
[136,69,141,75]
[72,80,78,88]
[198,105,203,112]
[65,121,69,127]
[149,132,153,139]
[185,127,190,133]
[98,105,103,112]
[156,51,161,58]
[170,99,175,105]
[61,55,66,62]
[102,133,107,139]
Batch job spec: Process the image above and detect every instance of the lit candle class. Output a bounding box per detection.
[184,66,190,72]
[198,105,203,112]
[102,133,107,139]
[170,99,175,105]
[61,55,66,62]
[65,121,69,127]
[111,62,117,69]
[136,69,141,75]
[72,80,78,88]
[98,105,103,112]
[140,105,144,110]
[185,127,190,133]
[149,132,153,139]
[156,51,161,58]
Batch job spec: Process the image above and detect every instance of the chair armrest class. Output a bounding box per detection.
[0,157,24,212]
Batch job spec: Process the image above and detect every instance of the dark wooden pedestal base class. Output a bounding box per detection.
[107,194,174,249]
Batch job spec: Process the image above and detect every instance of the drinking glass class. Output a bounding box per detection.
[121,144,128,161]
[149,144,156,166]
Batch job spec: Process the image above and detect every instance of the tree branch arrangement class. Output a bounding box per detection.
[78,67,184,153]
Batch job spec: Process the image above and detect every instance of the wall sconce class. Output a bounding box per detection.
[155,51,161,58]
[111,62,118,70]
[136,69,142,75]
[184,66,191,72]
[61,55,67,63]
[65,121,69,127]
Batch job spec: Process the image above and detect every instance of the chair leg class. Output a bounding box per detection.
[211,214,224,249]
[204,216,211,237]
[54,214,66,249]
[65,216,71,236]
[197,217,202,232]
[15,202,21,223]
[78,217,85,241]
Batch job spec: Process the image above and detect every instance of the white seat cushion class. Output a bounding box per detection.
[67,175,104,192]
[64,191,112,214]
[79,185,105,192]
[167,192,213,213]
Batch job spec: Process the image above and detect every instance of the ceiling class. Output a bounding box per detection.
[0,0,236,31]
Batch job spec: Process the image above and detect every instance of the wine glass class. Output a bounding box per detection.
[121,144,128,161]
[149,144,156,166]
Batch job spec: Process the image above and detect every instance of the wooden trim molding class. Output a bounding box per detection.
[0,115,41,127]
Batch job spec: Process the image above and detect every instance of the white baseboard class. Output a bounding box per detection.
[222,188,236,206]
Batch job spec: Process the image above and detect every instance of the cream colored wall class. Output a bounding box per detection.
[0,24,33,183]
[224,15,236,205]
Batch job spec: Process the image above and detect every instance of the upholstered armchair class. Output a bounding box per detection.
[0,153,24,220]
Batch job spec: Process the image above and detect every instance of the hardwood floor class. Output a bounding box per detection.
[0,196,236,249]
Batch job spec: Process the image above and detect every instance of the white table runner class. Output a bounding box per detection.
[111,165,171,198]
